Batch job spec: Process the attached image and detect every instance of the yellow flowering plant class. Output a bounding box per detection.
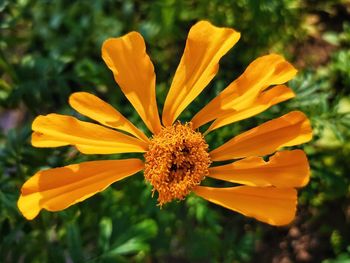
[18,21,312,225]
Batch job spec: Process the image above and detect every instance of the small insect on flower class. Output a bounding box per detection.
[18,21,312,225]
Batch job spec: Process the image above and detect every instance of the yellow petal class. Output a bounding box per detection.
[69,92,148,142]
[32,132,70,147]
[206,85,295,132]
[102,32,161,134]
[193,185,297,226]
[18,159,143,220]
[192,54,297,129]
[210,111,312,161]
[32,114,148,154]
[162,21,240,126]
[208,150,309,187]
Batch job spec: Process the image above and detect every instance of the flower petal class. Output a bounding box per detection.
[18,159,143,220]
[209,111,312,161]
[32,114,148,154]
[32,132,70,147]
[193,185,297,226]
[162,21,240,126]
[208,150,309,187]
[192,54,297,129]
[206,85,295,132]
[102,32,161,134]
[69,92,148,142]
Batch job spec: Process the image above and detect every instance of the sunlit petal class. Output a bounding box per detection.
[32,132,70,147]
[162,21,240,126]
[102,32,161,134]
[18,159,143,220]
[192,54,297,129]
[69,92,148,142]
[193,185,297,226]
[32,114,148,154]
[208,150,309,187]
[210,111,312,161]
[206,85,295,132]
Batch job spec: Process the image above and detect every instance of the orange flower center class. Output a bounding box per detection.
[144,122,211,205]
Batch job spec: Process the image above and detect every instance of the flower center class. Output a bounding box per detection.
[144,122,211,205]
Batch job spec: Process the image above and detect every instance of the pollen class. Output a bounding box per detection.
[144,122,211,205]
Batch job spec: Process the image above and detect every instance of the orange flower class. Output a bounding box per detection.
[18,21,312,225]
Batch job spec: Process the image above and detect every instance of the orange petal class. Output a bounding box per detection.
[32,114,148,154]
[18,159,143,220]
[69,92,148,142]
[162,21,240,126]
[210,111,312,161]
[32,132,70,147]
[192,54,297,129]
[193,185,297,226]
[206,85,295,132]
[102,32,161,134]
[208,150,310,187]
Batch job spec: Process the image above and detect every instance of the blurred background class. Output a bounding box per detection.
[1,0,350,262]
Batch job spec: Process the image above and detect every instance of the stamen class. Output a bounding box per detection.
[144,122,211,205]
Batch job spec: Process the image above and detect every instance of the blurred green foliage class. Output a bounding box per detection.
[1,0,350,262]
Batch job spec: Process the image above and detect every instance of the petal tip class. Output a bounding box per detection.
[17,194,40,220]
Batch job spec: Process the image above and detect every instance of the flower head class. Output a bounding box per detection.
[18,21,312,225]
[144,122,211,205]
